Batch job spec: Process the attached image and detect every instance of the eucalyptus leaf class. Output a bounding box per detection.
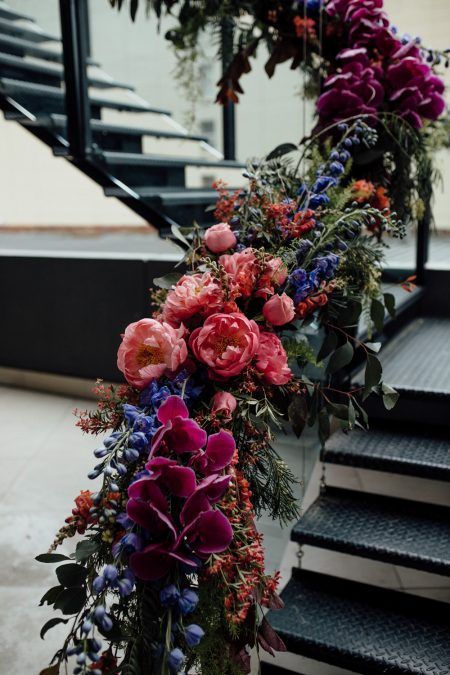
[288,395,308,438]
[53,587,87,615]
[40,617,69,640]
[39,667,60,675]
[171,223,190,247]
[382,383,399,410]
[364,341,382,353]
[327,341,354,374]
[317,331,337,362]
[318,408,331,446]
[36,553,70,564]
[383,292,396,318]
[39,585,64,607]
[75,539,99,563]
[364,354,382,399]
[130,0,139,21]
[266,143,298,161]
[370,298,385,333]
[153,272,182,289]
[348,400,356,428]
[325,401,349,421]
[55,564,87,588]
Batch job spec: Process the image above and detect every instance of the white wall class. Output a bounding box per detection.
[3,0,450,229]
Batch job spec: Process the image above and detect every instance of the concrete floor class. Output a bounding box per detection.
[0,384,449,675]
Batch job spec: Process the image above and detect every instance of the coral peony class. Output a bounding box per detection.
[211,391,237,421]
[204,222,237,253]
[190,313,260,380]
[263,294,295,326]
[219,249,257,298]
[162,272,223,326]
[117,319,187,389]
[255,332,292,385]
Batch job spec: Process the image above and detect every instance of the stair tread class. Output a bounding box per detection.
[31,113,208,143]
[0,33,97,65]
[0,3,34,22]
[292,487,450,575]
[0,16,58,43]
[103,150,244,169]
[368,317,450,396]
[0,51,132,89]
[0,77,171,115]
[104,186,222,203]
[268,568,450,674]
[322,428,450,481]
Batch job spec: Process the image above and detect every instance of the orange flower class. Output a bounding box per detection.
[351,179,375,202]
[293,16,317,39]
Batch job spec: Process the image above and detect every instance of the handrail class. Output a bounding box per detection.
[221,18,236,161]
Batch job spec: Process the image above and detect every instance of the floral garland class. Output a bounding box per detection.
[38,2,446,674]
[38,118,407,675]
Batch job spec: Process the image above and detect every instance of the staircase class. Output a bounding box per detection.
[263,311,450,674]
[0,1,244,233]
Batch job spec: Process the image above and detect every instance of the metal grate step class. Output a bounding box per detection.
[0,33,97,65]
[292,487,450,575]
[267,568,450,674]
[322,428,450,481]
[0,3,34,22]
[0,16,58,43]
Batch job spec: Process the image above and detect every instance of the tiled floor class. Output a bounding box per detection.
[1,384,449,675]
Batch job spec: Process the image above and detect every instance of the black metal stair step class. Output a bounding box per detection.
[358,317,450,428]
[260,665,299,675]
[0,33,98,65]
[27,113,208,144]
[104,186,219,203]
[0,17,59,43]
[292,487,450,575]
[0,3,34,22]
[0,52,132,89]
[267,568,450,674]
[0,78,171,117]
[322,428,450,481]
[102,150,244,170]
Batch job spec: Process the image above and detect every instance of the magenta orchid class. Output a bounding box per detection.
[151,395,207,456]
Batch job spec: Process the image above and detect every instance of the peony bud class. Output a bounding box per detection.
[262,293,295,326]
[204,222,237,254]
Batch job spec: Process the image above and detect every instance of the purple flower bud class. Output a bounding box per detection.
[66,644,82,656]
[118,578,134,597]
[81,619,92,635]
[93,605,106,622]
[168,648,185,673]
[91,638,102,653]
[178,589,199,615]
[94,447,108,458]
[103,564,119,583]
[76,652,86,665]
[123,448,140,462]
[185,624,205,647]
[88,468,101,480]
[92,576,105,594]
[100,614,113,632]
[160,584,180,608]
[109,482,119,492]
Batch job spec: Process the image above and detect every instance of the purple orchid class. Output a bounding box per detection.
[129,541,197,581]
[151,395,207,456]
[177,509,233,557]
[127,479,177,539]
[145,456,197,497]
[189,429,236,475]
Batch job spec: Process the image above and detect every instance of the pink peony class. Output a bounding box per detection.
[219,248,257,298]
[117,319,187,388]
[256,257,288,299]
[204,222,237,253]
[255,332,292,385]
[211,391,237,421]
[263,293,295,326]
[190,313,260,380]
[162,272,223,326]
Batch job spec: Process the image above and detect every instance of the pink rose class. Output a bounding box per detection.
[263,293,295,326]
[189,313,260,380]
[117,318,187,388]
[256,257,288,299]
[211,391,237,420]
[219,248,257,298]
[255,332,292,385]
[162,272,223,326]
[204,222,237,253]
